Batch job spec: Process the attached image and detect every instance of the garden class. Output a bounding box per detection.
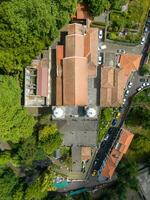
[107,0,150,43]
[98,107,119,142]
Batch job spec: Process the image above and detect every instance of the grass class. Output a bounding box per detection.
[108,0,150,43]
[97,107,119,142]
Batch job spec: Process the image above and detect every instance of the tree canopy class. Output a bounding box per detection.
[0,0,77,73]
[125,88,150,161]
[0,75,36,143]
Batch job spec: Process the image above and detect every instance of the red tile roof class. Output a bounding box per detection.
[100,67,124,107]
[37,65,48,97]
[72,3,92,20]
[63,57,88,105]
[56,23,98,106]
[120,54,141,78]
[81,147,91,161]
[100,53,141,107]
[102,129,134,178]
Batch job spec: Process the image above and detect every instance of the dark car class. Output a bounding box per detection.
[112,119,117,126]
[140,78,149,82]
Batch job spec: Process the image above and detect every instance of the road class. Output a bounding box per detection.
[57,23,150,194]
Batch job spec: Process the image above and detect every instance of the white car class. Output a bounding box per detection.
[128,82,133,88]
[98,56,102,65]
[125,90,129,96]
[99,30,103,39]
[104,135,109,141]
[99,44,107,50]
[142,83,147,87]
[146,82,150,86]
[137,87,142,92]
[141,36,145,45]
[144,26,148,33]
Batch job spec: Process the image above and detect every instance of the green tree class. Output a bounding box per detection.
[140,64,150,76]
[0,169,24,200]
[0,0,76,73]
[39,124,62,155]
[0,75,36,143]
[85,0,110,16]
[117,158,138,190]
[25,170,56,200]
[17,137,47,169]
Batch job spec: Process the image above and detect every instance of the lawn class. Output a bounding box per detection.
[107,0,150,43]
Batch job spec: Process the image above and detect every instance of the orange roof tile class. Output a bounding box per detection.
[56,45,64,66]
[120,54,141,77]
[65,34,84,57]
[37,65,48,97]
[100,53,141,107]
[81,147,91,161]
[88,62,97,77]
[101,129,134,178]
[72,3,92,20]
[100,67,125,107]
[119,129,134,154]
[68,23,83,35]
[63,57,88,105]
[56,23,98,106]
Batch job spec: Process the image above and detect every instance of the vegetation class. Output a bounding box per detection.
[0,0,77,73]
[85,0,110,16]
[110,0,128,10]
[98,158,138,200]
[98,108,118,141]
[39,124,62,156]
[107,0,150,43]
[140,63,150,76]
[0,75,36,143]
[0,166,58,200]
[125,88,150,162]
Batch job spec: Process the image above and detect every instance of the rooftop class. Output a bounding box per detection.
[72,3,92,20]
[101,129,134,178]
[56,23,98,106]
[100,53,141,107]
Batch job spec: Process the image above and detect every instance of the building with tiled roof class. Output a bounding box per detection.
[101,129,134,178]
[72,3,92,21]
[24,50,51,107]
[100,53,141,107]
[81,147,91,161]
[56,23,98,106]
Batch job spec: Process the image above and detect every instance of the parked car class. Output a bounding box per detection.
[140,78,149,82]
[99,30,103,39]
[128,82,133,88]
[137,87,142,92]
[112,119,117,126]
[98,56,103,65]
[100,44,107,50]
[124,90,129,96]
[144,26,149,33]
[104,134,109,141]
[142,82,150,87]
[141,36,145,45]
[117,49,126,54]
[142,83,147,87]
[92,170,97,177]
[116,112,121,118]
